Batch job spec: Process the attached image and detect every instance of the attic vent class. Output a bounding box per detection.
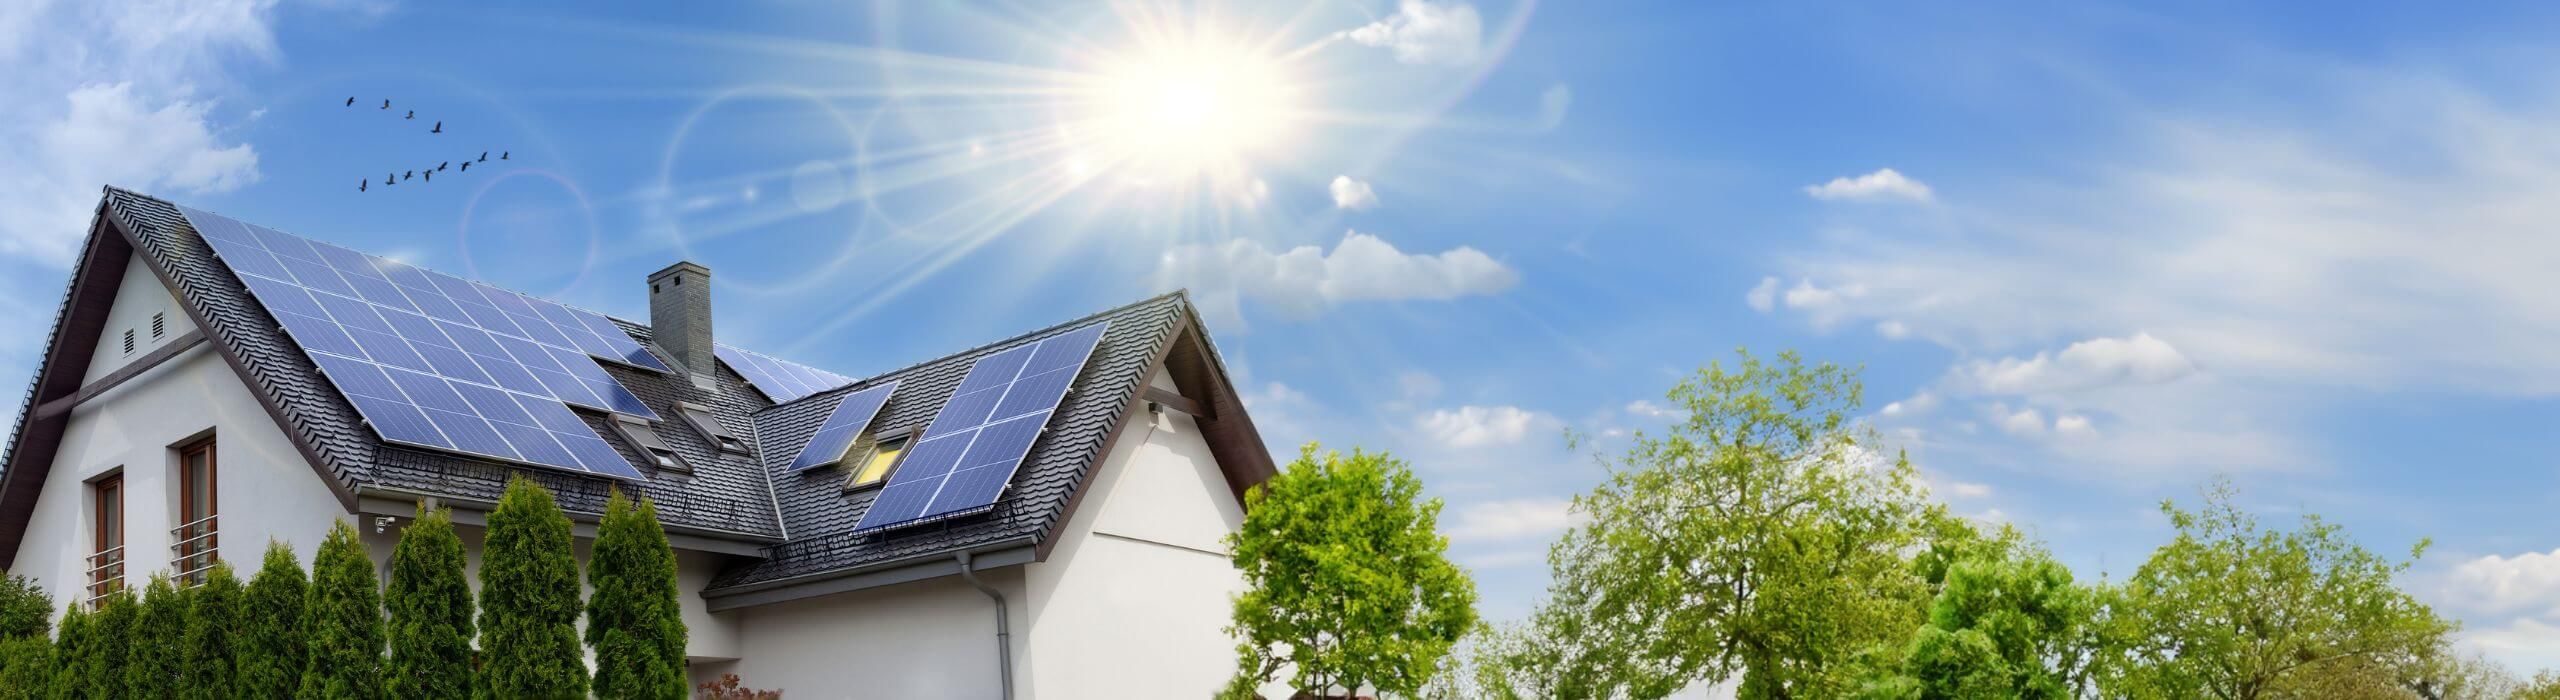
[677,402,748,454]
[151,313,165,339]
[122,330,135,355]
[608,415,689,473]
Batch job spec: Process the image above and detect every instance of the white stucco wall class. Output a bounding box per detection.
[716,567,1029,698]
[1020,371,1258,699]
[11,255,347,607]
[82,255,198,385]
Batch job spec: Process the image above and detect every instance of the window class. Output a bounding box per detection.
[844,430,912,491]
[677,402,748,454]
[175,439,218,584]
[609,416,689,472]
[88,474,124,604]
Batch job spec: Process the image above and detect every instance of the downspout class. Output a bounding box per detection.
[957,551,1014,700]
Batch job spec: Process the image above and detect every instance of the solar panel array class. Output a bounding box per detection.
[179,205,651,480]
[786,382,900,472]
[717,344,856,404]
[854,321,1108,532]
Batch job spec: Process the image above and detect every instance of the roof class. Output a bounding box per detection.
[0,188,1276,596]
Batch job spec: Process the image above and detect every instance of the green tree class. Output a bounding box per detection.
[1221,444,1478,699]
[479,477,588,699]
[1850,543,2096,700]
[0,575,49,640]
[2095,482,2452,699]
[180,561,244,700]
[0,633,51,700]
[125,575,186,698]
[299,520,383,700]
[386,506,474,700]
[1517,350,1936,699]
[86,590,136,699]
[237,542,310,698]
[46,604,92,699]
[587,490,688,700]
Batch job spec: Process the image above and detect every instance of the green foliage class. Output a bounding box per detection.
[1222,444,1478,699]
[179,561,244,700]
[0,575,49,640]
[0,634,53,700]
[2094,481,2452,699]
[46,605,92,699]
[479,476,588,699]
[1850,535,2096,700]
[125,576,186,698]
[588,490,688,700]
[85,590,136,699]
[238,541,310,698]
[386,506,475,700]
[1520,349,1935,699]
[299,520,383,700]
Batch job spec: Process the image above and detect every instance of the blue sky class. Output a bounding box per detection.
[7,0,2560,678]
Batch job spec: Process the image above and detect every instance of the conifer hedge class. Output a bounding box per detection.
[0,575,48,640]
[0,634,52,699]
[299,521,383,699]
[386,505,474,700]
[45,604,91,699]
[125,576,184,697]
[86,590,135,699]
[238,541,310,698]
[180,561,244,700]
[589,490,688,700]
[480,476,588,698]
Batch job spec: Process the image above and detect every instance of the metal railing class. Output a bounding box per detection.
[170,514,218,586]
[84,546,125,607]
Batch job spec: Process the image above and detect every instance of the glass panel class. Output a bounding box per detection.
[853,437,906,486]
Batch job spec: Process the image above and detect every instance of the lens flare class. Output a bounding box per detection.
[1070,35,1299,187]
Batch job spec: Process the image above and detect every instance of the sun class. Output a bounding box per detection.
[1069,28,1301,186]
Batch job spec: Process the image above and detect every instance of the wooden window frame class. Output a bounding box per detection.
[175,437,218,582]
[88,473,125,602]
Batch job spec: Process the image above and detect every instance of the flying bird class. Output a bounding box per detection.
[345,97,355,107]
[423,170,432,183]
[459,161,470,172]
[437,161,448,172]
[381,99,390,109]
[359,179,367,192]
[477,152,487,162]
[431,121,442,134]
[404,110,415,120]
[403,170,413,181]
[500,151,510,160]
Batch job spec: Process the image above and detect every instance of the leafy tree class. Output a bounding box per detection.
[2095,482,2452,699]
[588,490,688,700]
[0,634,51,700]
[0,575,49,640]
[125,575,185,698]
[180,561,244,700]
[1220,444,1478,699]
[299,520,383,700]
[46,604,92,699]
[480,476,588,699]
[238,541,310,698]
[2521,670,2560,700]
[86,590,136,699]
[1850,543,2096,700]
[1520,350,1935,699]
[386,505,474,700]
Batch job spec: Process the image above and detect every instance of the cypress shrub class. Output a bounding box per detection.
[0,575,49,640]
[45,604,90,699]
[299,520,383,700]
[0,634,52,699]
[125,576,185,698]
[180,561,244,700]
[588,490,688,700]
[386,505,474,700]
[237,541,310,698]
[479,477,587,699]
[86,590,135,699]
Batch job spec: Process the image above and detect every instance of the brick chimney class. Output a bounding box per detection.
[649,261,716,389]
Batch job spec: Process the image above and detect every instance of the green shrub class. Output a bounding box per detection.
[237,541,310,698]
[0,634,54,700]
[180,561,244,700]
[299,520,383,699]
[125,576,185,698]
[479,477,587,698]
[588,490,687,700]
[386,506,474,700]
[86,590,136,699]
[45,604,91,699]
[0,575,50,640]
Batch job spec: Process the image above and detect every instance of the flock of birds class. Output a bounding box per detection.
[349,96,509,193]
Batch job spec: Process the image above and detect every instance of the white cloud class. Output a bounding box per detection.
[1536,83,1573,131]
[1745,276,1778,312]
[2054,413,2097,438]
[1623,399,1685,421]
[1775,278,1867,328]
[2444,549,2560,617]
[1876,320,1911,340]
[1416,405,1557,449]
[1803,168,1934,203]
[1329,175,1379,210]
[1343,0,1482,66]
[1880,392,1939,418]
[1994,404,2046,436]
[1159,231,1518,323]
[1952,333,2197,395]
[1444,498,1580,543]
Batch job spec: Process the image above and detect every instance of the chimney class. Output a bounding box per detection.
[649,261,716,389]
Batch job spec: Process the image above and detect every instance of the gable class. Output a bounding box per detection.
[82,255,199,385]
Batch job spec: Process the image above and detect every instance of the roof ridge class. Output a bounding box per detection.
[752,289,1191,415]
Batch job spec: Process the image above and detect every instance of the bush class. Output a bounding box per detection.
[45,605,91,699]
[299,520,384,699]
[0,634,54,700]
[480,477,587,698]
[589,490,688,700]
[125,576,185,698]
[694,674,783,700]
[237,541,310,697]
[386,505,474,700]
[0,575,50,640]
[180,561,245,700]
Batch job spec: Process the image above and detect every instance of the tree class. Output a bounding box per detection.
[0,575,49,640]
[238,541,310,698]
[125,575,185,698]
[0,633,51,700]
[180,561,244,700]
[1850,543,2096,700]
[2095,482,2452,699]
[1221,444,1478,699]
[300,520,383,700]
[46,604,92,699]
[588,490,688,700]
[386,505,474,700]
[1520,350,1935,699]
[480,476,588,698]
[86,590,136,699]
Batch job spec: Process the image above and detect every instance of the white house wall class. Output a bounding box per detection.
[714,566,1029,698]
[81,255,199,385]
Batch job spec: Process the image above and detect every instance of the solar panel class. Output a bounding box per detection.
[853,321,1108,532]
[179,205,648,480]
[786,382,900,472]
[716,344,856,404]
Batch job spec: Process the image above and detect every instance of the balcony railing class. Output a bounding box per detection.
[171,514,218,586]
[84,545,124,607]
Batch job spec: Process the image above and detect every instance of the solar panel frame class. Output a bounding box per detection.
[715,344,856,405]
[851,321,1108,532]
[786,382,900,472]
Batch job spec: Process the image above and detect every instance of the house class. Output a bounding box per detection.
[0,187,1279,698]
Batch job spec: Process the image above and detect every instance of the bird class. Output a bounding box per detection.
[345,96,355,107]
[437,161,448,172]
[385,172,395,186]
[500,151,509,160]
[381,99,390,109]
[423,170,433,183]
[405,110,415,120]
[431,121,442,134]
[359,179,367,192]
[459,161,471,172]
[477,151,487,162]
[403,170,413,181]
